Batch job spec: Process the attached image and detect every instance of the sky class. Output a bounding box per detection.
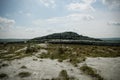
[0,0,120,39]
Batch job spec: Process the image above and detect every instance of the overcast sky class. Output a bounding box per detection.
[0,0,120,39]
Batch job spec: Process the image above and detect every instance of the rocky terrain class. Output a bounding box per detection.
[0,43,120,80]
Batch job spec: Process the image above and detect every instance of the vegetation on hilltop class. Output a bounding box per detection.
[31,32,102,42]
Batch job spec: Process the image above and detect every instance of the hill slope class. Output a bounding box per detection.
[31,32,101,42]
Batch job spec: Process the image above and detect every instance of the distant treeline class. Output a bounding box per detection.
[29,39,120,46]
[48,40,120,46]
[0,39,120,46]
[0,41,27,44]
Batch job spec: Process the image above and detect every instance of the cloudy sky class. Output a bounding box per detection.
[0,0,120,39]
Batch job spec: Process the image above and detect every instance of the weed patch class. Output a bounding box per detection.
[0,73,8,79]
[18,72,31,78]
[21,65,27,69]
[1,63,9,67]
[80,65,104,80]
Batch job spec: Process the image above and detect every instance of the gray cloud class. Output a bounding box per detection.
[0,17,15,28]
[103,0,120,9]
[108,21,120,26]
[33,13,94,26]
[39,0,56,8]
[67,0,96,12]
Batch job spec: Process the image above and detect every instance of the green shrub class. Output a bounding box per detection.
[26,47,38,53]
[0,73,8,79]
[26,44,38,54]
[80,65,104,80]
[18,72,31,78]
[1,63,9,67]
[58,70,69,80]
[53,70,76,80]
[41,79,51,80]
[38,47,66,60]
[39,53,50,58]
[58,59,63,62]
[21,65,27,69]
[8,46,14,54]
[56,48,65,54]
[33,58,38,61]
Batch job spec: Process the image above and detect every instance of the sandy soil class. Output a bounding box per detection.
[1,56,120,80]
[85,57,120,80]
[0,56,92,80]
[0,45,120,80]
[15,47,27,53]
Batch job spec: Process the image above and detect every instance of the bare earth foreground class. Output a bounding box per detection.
[0,56,120,80]
[0,43,120,80]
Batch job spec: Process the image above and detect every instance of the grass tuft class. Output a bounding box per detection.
[59,70,69,79]
[1,63,9,67]
[18,72,31,78]
[80,65,104,80]
[20,65,27,69]
[0,73,8,79]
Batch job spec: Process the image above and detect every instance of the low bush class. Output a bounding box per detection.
[0,73,8,79]
[26,47,38,53]
[26,44,38,54]
[33,58,38,61]
[58,59,63,62]
[1,63,9,67]
[59,70,68,79]
[18,72,31,78]
[51,70,76,80]
[20,65,27,69]
[80,65,104,80]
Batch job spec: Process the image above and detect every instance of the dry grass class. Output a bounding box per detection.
[49,44,120,57]
[0,43,38,60]
[80,65,104,80]
[0,43,119,62]
[37,44,120,66]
